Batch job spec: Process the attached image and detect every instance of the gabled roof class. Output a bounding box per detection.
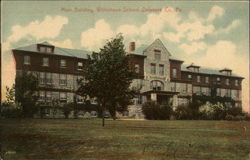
[145,39,172,56]
[181,64,243,78]
[13,42,92,59]
[38,41,54,46]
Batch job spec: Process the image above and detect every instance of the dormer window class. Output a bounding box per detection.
[77,62,83,70]
[219,68,232,76]
[154,49,161,61]
[187,63,200,72]
[39,46,53,53]
[60,59,66,68]
[37,43,54,53]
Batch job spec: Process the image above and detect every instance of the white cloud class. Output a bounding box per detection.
[186,22,214,41]
[194,40,249,112]
[8,15,68,43]
[117,24,139,37]
[180,42,207,55]
[214,19,241,34]
[140,8,181,36]
[163,32,184,43]
[48,39,74,49]
[81,19,114,51]
[207,5,225,22]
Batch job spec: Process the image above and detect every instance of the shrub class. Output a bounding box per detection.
[225,114,234,121]
[142,101,173,120]
[62,103,74,119]
[1,102,22,118]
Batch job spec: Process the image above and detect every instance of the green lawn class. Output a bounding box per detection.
[0,119,250,160]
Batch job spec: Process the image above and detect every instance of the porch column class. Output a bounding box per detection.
[173,95,178,109]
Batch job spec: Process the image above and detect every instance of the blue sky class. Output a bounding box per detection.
[1,1,249,111]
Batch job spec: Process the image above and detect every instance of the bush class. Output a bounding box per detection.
[142,101,173,120]
[225,114,234,121]
[1,102,22,118]
[62,103,74,119]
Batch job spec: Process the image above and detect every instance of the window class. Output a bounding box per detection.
[172,68,177,78]
[77,62,83,70]
[235,80,239,86]
[135,95,142,105]
[60,92,67,102]
[46,92,52,101]
[159,65,164,75]
[136,79,142,89]
[46,72,52,84]
[150,80,164,91]
[39,72,45,84]
[236,90,240,98]
[59,74,67,85]
[226,79,229,85]
[150,63,156,74]
[205,77,209,83]
[217,77,221,83]
[24,55,30,65]
[60,59,66,68]
[39,91,45,101]
[216,88,221,96]
[197,76,200,83]
[42,57,49,67]
[135,64,140,73]
[154,50,161,61]
[39,46,53,53]
[188,74,192,80]
[225,89,231,97]
[47,47,52,53]
[40,46,46,52]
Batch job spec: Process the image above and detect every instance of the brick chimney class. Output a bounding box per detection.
[129,42,135,52]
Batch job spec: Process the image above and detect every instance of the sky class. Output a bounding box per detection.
[1,1,249,112]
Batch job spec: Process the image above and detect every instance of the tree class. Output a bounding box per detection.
[77,35,136,126]
[15,71,39,117]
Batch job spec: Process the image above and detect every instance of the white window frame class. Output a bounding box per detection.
[205,77,209,83]
[77,62,83,70]
[235,80,239,86]
[24,55,30,65]
[172,68,177,78]
[59,74,67,85]
[60,59,66,68]
[151,64,156,75]
[135,64,140,73]
[159,65,164,75]
[154,50,161,61]
[197,76,200,83]
[42,57,49,67]
[39,72,46,84]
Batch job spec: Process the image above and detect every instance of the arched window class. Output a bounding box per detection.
[150,80,164,91]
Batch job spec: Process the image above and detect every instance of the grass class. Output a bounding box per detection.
[0,119,250,160]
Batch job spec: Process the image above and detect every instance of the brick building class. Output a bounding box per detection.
[12,40,244,118]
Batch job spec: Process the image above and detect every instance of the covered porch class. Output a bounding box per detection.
[142,90,179,106]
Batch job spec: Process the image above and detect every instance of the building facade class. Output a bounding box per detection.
[12,40,244,118]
